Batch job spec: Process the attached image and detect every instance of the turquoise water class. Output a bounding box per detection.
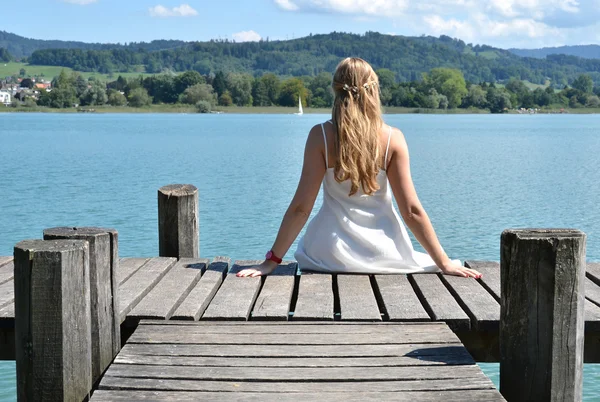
[1,113,600,399]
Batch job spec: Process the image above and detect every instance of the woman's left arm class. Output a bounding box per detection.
[237,125,327,277]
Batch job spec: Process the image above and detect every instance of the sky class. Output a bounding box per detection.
[4,0,600,49]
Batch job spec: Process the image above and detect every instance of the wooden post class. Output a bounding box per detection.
[43,227,120,385]
[14,239,92,402]
[158,184,199,258]
[500,229,585,402]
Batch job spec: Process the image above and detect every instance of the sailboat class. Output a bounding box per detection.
[295,95,304,115]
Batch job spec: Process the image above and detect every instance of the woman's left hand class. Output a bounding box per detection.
[236,260,279,277]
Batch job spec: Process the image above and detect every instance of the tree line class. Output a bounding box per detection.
[12,67,599,113]
[25,32,600,87]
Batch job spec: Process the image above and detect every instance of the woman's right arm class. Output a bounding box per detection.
[386,127,481,278]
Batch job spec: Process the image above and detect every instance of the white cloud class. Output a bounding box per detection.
[149,4,198,17]
[62,0,97,4]
[275,0,299,11]
[232,30,262,42]
[273,0,600,48]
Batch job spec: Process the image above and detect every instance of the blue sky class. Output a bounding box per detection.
[5,0,600,48]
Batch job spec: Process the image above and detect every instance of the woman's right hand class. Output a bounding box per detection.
[440,261,482,278]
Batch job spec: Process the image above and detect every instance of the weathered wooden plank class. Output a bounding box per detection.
[586,277,600,307]
[410,274,470,331]
[202,260,262,321]
[251,262,297,321]
[119,342,462,357]
[373,275,430,321]
[587,262,600,286]
[440,274,499,331]
[117,258,149,286]
[584,299,600,332]
[91,390,505,401]
[137,320,444,327]
[293,273,334,320]
[0,262,14,285]
[0,280,14,309]
[171,257,229,320]
[500,229,585,402]
[158,184,199,258]
[14,240,92,402]
[113,350,475,367]
[128,258,208,320]
[337,275,381,321]
[0,256,12,266]
[0,302,14,319]
[127,328,461,345]
[98,377,494,392]
[118,257,177,321]
[134,321,454,334]
[465,261,501,302]
[103,362,488,381]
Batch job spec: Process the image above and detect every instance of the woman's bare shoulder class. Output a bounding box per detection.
[386,125,408,152]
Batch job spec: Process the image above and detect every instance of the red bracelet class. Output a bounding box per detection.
[265,250,282,264]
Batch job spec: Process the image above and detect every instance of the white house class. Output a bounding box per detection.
[0,90,11,106]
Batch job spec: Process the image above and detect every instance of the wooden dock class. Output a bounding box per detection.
[3,256,600,363]
[90,320,502,401]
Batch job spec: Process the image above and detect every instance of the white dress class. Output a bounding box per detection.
[294,122,453,274]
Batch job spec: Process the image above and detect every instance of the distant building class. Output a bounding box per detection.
[0,90,11,106]
[35,82,51,90]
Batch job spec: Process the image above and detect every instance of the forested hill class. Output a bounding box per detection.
[8,30,600,85]
[0,30,188,59]
[509,45,600,60]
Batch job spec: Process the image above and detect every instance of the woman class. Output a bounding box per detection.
[237,57,481,278]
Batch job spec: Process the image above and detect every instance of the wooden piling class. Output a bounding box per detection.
[44,227,120,385]
[14,239,92,402]
[500,229,586,402]
[158,184,199,258]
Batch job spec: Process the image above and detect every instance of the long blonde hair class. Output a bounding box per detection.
[331,57,383,196]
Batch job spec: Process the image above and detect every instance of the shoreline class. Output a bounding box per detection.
[1,105,599,114]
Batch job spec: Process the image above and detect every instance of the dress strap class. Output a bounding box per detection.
[321,123,329,169]
[384,126,392,169]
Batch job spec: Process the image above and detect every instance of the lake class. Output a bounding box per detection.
[1,112,600,400]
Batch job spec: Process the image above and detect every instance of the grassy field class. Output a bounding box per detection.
[0,62,150,82]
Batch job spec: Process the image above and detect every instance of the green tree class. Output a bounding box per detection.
[74,74,89,98]
[19,68,26,77]
[128,87,152,107]
[486,87,512,113]
[196,100,211,113]
[251,78,270,106]
[181,83,216,105]
[0,48,12,62]
[462,85,487,108]
[143,75,177,103]
[423,68,467,108]
[586,95,600,108]
[260,73,281,105]
[572,74,594,94]
[278,77,308,107]
[218,91,233,106]
[174,71,205,96]
[308,72,333,108]
[226,73,253,106]
[20,78,34,89]
[107,89,127,106]
[212,71,227,97]
[80,83,108,106]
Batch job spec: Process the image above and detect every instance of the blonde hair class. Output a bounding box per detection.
[331,57,383,196]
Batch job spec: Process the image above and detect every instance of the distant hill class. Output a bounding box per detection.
[0,30,188,59]
[4,30,600,86]
[509,45,600,60]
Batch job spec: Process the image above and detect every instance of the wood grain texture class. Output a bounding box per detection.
[252,262,297,321]
[202,260,262,321]
[500,229,585,402]
[0,280,14,309]
[0,256,13,267]
[158,184,199,258]
[587,262,600,286]
[91,390,505,401]
[128,258,208,320]
[440,274,499,331]
[337,275,381,321]
[373,275,430,321]
[44,227,121,384]
[293,273,334,320]
[0,261,14,285]
[171,257,229,320]
[118,257,177,321]
[410,274,470,331]
[117,258,149,286]
[465,261,501,302]
[14,239,92,402]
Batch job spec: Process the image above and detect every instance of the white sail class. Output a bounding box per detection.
[298,96,303,115]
